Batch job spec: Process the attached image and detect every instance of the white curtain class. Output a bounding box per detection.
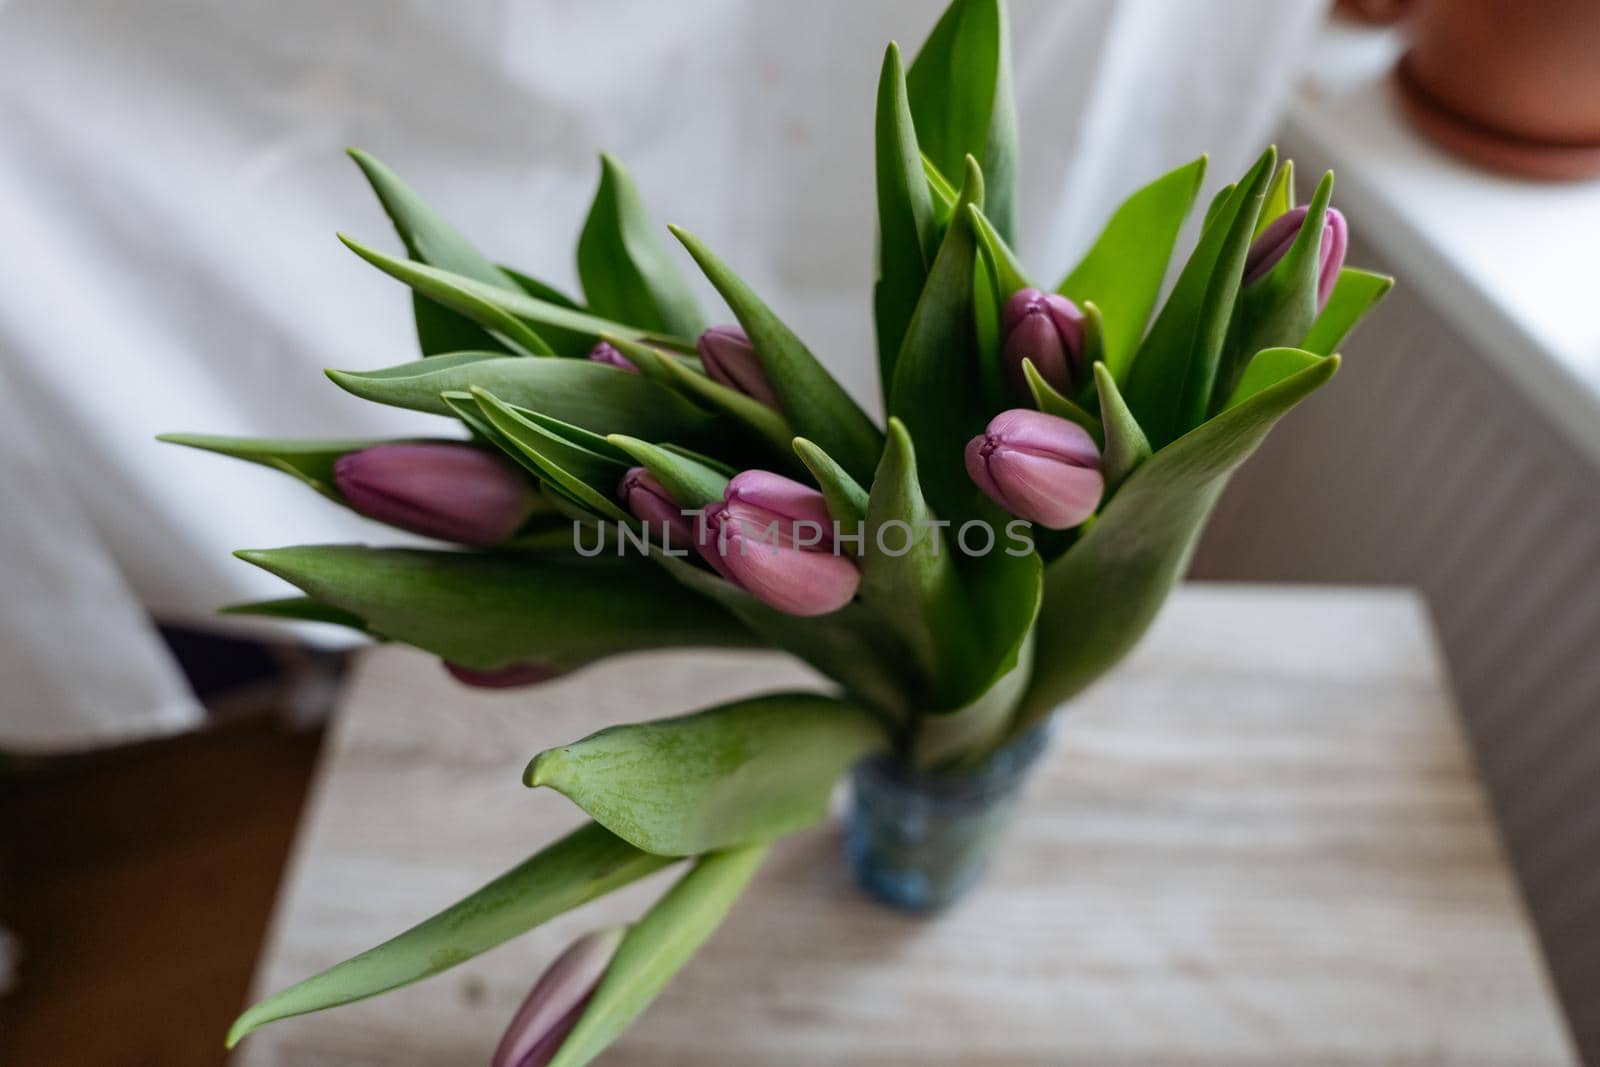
[0,0,1324,752]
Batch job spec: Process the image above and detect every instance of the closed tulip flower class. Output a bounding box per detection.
[1002,288,1087,398]
[586,340,639,374]
[444,662,563,689]
[966,409,1103,530]
[697,470,858,617]
[491,926,626,1067]
[697,324,781,409]
[333,443,537,545]
[618,466,696,550]
[1243,205,1348,312]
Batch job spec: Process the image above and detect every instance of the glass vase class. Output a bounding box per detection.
[845,724,1051,912]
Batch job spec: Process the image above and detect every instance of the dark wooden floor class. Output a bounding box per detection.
[0,716,324,1067]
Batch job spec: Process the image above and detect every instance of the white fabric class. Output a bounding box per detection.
[0,0,1322,751]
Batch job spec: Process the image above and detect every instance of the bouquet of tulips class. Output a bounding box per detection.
[167,0,1390,1061]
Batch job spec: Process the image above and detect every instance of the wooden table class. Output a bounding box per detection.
[235,585,1577,1065]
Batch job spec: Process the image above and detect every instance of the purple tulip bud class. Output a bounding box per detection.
[618,466,696,550]
[444,661,563,688]
[965,409,1104,530]
[697,325,781,409]
[697,470,858,617]
[333,443,537,545]
[586,341,639,374]
[1002,288,1087,399]
[492,926,626,1067]
[1243,205,1348,312]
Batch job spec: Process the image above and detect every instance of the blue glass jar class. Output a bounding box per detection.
[846,725,1052,912]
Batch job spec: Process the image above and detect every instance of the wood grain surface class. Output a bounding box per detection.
[234,585,1576,1065]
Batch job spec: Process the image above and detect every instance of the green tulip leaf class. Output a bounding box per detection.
[889,156,989,526]
[499,266,593,356]
[599,334,796,467]
[1304,267,1393,356]
[965,201,1030,297]
[579,154,705,338]
[874,42,939,393]
[1092,362,1151,498]
[858,419,973,704]
[1123,147,1275,448]
[651,553,914,721]
[669,225,884,485]
[325,355,715,444]
[1016,353,1339,729]
[470,389,633,520]
[606,435,729,509]
[548,844,767,1067]
[235,545,759,671]
[339,234,694,354]
[1057,156,1206,385]
[792,438,869,529]
[219,596,371,633]
[922,152,960,228]
[906,0,1018,242]
[1021,361,1102,442]
[226,822,673,1048]
[1256,158,1296,237]
[1222,346,1324,411]
[526,691,887,856]
[347,149,535,357]
[156,434,401,501]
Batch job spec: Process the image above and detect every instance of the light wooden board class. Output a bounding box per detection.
[234,585,1577,1065]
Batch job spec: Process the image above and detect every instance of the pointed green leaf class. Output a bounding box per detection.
[156,434,395,501]
[471,389,632,520]
[1222,346,1325,410]
[578,155,705,338]
[907,0,1018,241]
[340,235,695,354]
[888,156,988,524]
[1016,354,1339,728]
[966,201,1031,296]
[526,692,886,856]
[1058,156,1207,384]
[346,149,530,357]
[1123,147,1276,448]
[547,845,766,1067]
[226,822,671,1048]
[670,225,883,484]
[858,419,972,704]
[1093,363,1150,497]
[1256,158,1296,237]
[499,266,593,356]
[606,435,729,509]
[1304,267,1393,355]
[1021,360,1102,441]
[651,553,914,721]
[236,546,758,671]
[792,438,870,528]
[325,355,715,443]
[922,152,960,227]
[219,596,370,632]
[874,42,940,393]
[599,334,794,464]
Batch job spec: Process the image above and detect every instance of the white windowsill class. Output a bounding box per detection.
[1285,21,1600,470]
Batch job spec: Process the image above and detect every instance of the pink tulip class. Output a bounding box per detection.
[697,470,858,617]
[492,926,626,1067]
[1243,205,1348,312]
[965,409,1104,530]
[333,443,537,545]
[697,325,781,409]
[618,466,696,550]
[444,662,563,689]
[1002,288,1086,399]
[586,341,639,374]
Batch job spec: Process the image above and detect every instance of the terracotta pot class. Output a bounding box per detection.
[1394,0,1600,179]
